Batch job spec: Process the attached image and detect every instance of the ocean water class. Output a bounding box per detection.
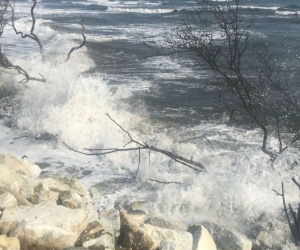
[1,0,300,248]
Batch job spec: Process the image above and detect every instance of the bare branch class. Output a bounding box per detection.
[148,179,182,185]
[64,114,206,173]
[65,17,86,62]
[9,0,44,56]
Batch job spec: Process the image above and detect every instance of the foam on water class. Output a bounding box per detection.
[107,7,173,14]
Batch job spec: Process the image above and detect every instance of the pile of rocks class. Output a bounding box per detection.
[0,154,285,249]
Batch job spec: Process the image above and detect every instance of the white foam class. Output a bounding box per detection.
[275,10,300,16]
[239,5,279,11]
[107,7,173,14]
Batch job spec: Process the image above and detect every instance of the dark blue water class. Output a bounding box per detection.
[25,0,300,126]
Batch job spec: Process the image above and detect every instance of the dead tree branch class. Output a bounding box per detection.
[65,17,86,62]
[9,0,44,56]
[148,179,182,184]
[64,114,206,173]
[0,50,45,83]
[143,0,300,161]
[273,182,298,243]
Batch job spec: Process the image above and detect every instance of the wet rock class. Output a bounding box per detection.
[202,222,252,250]
[129,201,155,214]
[0,190,18,209]
[99,209,120,236]
[127,210,149,226]
[34,162,51,169]
[58,190,83,209]
[0,235,20,250]
[82,170,93,176]
[187,225,217,250]
[141,223,193,250]
[117,209,157,250]
[0,201,92,250]
[65,167,79,175]
[89,187,101,199]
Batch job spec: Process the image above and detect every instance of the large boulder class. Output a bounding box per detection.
[0,154,41,178]
[0,201,92,250]
[141,223,193,250]
[187,225,217,250]
[202,222,252,250]
[0,163,33,206]
[117,209,157,250]
[40,172,97,220]
[0,235,20,250]
[0,190,18,209]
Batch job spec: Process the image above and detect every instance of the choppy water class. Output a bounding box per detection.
[1,0,300,248]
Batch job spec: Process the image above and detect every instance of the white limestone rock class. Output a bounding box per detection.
[0,154,41,178]
[141,223,193,250]
[0,163,32,205]
[40,172,88,197]
[187,225,217,250]
[160,240,177,250]
[0,235,20,250]
[82,234,114,250]
[0,191,18,209]
[0,201,92,250]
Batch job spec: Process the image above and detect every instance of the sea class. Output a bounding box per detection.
[1,0,300,248]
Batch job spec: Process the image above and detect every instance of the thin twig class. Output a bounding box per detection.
[65,17,86,62]
[64,114,206,173]
[133,147,141,180]
[292,178,300,190]
[148,178,182,184]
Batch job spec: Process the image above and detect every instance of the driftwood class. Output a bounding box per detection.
[64,114,206,178]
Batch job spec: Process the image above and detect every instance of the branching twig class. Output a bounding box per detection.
[273,182,297,242]
[148,179,182,184]
[9,0,44,56]
[65,17,86,62]
[64,114,206,173]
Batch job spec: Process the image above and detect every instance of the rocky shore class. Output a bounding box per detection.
[0,154,288,249]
